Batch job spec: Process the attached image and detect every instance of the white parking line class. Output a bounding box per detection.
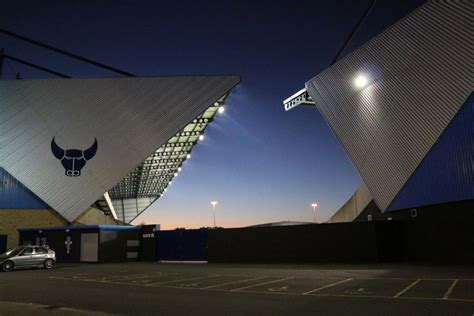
[394,279,421,298]
[47,275,474,303]
[303,278,353,295]
[231,277,294,292]
[442,279,458,299]
[202,276,268,289]
[95,274,149,281]
[147,275,221,286]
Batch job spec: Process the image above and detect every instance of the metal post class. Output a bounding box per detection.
[121,199,126,223]
[211,201,218,228]
[311,203,318,223]
[0,48,4,79]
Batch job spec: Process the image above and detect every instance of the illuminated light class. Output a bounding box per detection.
[186,154,191,159]
[214,102,219,106]
[199,135,204,141]
[174,173,177,177]
[311,203,318,223]
[218,106,225,114]
[354,74,369,88]
[211,201,218,227]
[169,181,172,185]
[178,167,182,172]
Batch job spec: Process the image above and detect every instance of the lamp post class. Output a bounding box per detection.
[211,201,218,228]
[311,203,318,223]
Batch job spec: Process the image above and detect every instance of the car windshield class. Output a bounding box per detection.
[4,247,25,256]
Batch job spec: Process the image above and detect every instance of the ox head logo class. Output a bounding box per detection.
[51,137,98,177]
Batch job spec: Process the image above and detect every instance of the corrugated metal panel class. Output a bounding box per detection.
[305,0,473,211]
[388,93,474,210]
[111,197,156,223]
[328,183,373,223]
[0,167,49,209]
[0,76,240,221]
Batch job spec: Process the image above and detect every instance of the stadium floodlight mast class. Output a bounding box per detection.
[311,203,318,223]
[211,201,218,228]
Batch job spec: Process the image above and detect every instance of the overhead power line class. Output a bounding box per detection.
[3,53,71,78]
[0,28,135,77]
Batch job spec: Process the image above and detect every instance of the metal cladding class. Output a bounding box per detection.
[387,93,474,210]
[0,75,240,221]
[305,0,473,211]
[0,167,49,209]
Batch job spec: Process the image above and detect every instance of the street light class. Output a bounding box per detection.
[311,203,318,223]
[211,201,218,228]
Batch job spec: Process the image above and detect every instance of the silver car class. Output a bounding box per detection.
[0,246,56,272]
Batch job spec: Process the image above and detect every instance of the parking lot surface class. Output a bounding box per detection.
[1,262,474,315]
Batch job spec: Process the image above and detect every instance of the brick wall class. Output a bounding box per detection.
[0,209,67,249]
[0,207,124,250]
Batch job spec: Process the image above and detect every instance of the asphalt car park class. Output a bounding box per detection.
[1,263,474,315]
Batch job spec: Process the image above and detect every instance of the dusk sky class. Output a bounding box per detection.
[1,0,425,229]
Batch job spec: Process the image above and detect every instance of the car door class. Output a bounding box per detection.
[14,247,34,267]
[32,247,47,266]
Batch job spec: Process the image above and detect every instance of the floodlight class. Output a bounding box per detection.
[354,74,369,88]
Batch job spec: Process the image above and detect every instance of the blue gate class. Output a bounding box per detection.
[0,235,7,253]
[157,230,207,261]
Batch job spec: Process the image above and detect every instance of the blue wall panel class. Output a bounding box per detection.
[388,93,474,211]
[0,168,49,209]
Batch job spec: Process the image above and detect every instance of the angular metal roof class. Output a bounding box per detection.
[303,0,473,211]
[108,94,231,223]
[0,75,240,222]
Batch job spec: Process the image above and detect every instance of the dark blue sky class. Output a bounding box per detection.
[1,0,426,228]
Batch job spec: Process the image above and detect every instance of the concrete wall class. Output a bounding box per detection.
[328,183,373,223]
[72,207,124,226]
[0,209,67,249]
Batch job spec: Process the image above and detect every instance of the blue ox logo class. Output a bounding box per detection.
[51,137,98,177]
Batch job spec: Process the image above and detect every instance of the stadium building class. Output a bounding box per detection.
[0,75,240,249]
[284,0,473,222]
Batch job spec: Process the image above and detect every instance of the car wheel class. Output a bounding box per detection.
[2,260,14,272]
[44,259,54,269]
